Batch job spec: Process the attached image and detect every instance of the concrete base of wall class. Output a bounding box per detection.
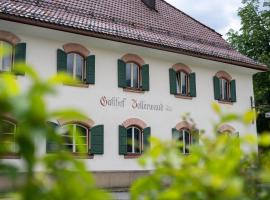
[0,170,150,192]
[93,170,150,190]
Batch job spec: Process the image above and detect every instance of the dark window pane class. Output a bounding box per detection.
[184,131,191,154]
[76,125,87,137]
[134,128,140,153]
[64,144,73,152]
[127,128,133,153]
[181,72,187,95]
[75,145,88,153]
[176,72,181,94]
[0,120,15,133]
[126,63,131,87]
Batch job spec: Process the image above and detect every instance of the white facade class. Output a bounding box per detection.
[0,20,259,172]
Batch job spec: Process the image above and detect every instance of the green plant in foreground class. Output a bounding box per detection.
[0,47,111,199]
[131,104,270,200]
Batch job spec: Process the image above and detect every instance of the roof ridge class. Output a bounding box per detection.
[161,0,223,37]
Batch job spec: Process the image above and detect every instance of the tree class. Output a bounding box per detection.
[131,104,270,200]
[227,0,270,132]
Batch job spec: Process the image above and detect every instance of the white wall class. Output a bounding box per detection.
[0,20,259,171]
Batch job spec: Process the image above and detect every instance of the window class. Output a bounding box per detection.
[220,78,230,101]
[179,129,192,154]
[0,41,13,72]
[127,126,142,154]
[176,71,189,95]
[67,53,85,81]
[169,67,196,97]
[126,62,141,89]
[118,57,149,91]
[173,128,195,154]
[213,71,236,103]
[62,124,88,154]
[119,122,151,156]
[0,119,17,153]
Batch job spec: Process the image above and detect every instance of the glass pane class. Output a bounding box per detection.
[132,64,139,88]
[224,80,228,100]
[126,63,131,87]
[176,72,181,94]
[75,54,84,80]
[181,72,187,95]
[220,79,223,99]
[184,130,191,154]
[62,136,73,145]
[1,41,12,72]
[63,144,73,152]
[127,128,133,153]
[67,53,74,76]
[75,145,87,153]
[0,120,15,133]
[134,128,140,153]
[76,125,87,137]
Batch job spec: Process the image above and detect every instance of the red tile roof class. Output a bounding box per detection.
[0,0,267,70]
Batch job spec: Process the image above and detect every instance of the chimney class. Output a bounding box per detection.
[142,0,156,10]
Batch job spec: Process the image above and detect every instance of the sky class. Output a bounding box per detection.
[166,0,243,37]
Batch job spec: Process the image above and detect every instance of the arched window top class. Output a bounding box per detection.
[57,118,94,129]
[122,118,147,129]
[63,43,90,58]
[0,30,21,45]
[175,121,193,131]
[215,71,232,81]
[172,63,192,74]
[121,54,145,67]
[218,124,236,134]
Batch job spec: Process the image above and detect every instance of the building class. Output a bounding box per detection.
[0,0,268,189]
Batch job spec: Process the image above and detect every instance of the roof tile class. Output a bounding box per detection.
[0,0,267,69]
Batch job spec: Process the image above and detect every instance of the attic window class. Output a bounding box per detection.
[142,0,156,10]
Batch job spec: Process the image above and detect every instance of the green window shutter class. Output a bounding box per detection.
[172,128,180,140]
[169,68,177,95]
[57,49,67,73]
[86,55,95,84]
[142,64,150,91]
[118,59,126,88]
[46,122,60,153]
[143,127,151,151]
[230,80,237,102]
[213,76,221,100]
[90,125,104,155]
[14,43,26,75]
[189,72,197,97]
[119,125,127,155]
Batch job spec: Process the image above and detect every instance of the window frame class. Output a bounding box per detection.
[61,123,89,154]
[176,70,189,96]
[67,52,86,82]
[125,62,142,90]
[126,126,143,155]
[0,40,14,72]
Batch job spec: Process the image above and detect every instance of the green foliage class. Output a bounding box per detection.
[226,0,270,115]
[0,50,110,199]
[131,103,270,200]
